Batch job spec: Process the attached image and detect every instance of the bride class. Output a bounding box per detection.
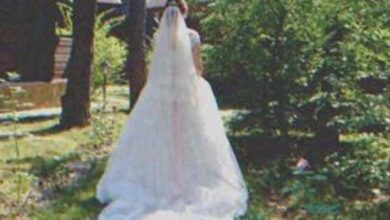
[96,1,248,219]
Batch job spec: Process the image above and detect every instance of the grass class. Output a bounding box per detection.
[0,119,93,219]
[0,85,389,220]
[0,86,128,219]
[31,159,106,220]
[0,120,83,158]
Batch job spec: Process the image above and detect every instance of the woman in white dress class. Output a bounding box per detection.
[96,1,248,219]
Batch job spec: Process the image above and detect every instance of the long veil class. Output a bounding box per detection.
[96,6,248,220]
[144,6,198,103]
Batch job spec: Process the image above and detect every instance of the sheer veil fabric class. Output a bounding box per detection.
[96,7,248,220]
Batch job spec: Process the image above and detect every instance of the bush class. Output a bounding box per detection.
[243,133,389,219]
[202,0,390,137]
[93,12,127,90]
[325,134,390,198]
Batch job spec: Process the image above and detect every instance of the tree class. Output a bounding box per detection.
[60,0,97,128]
[203,0,390,139]
[126,0,147,110]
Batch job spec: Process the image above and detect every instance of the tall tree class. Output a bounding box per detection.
[60,0,97,128]
[126,0,147,110]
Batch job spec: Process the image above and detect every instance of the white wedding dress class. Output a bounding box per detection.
[96,7,248,220]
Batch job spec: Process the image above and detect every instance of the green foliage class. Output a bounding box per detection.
[56,1,73,36]
[87,101,120,151]
[201,2,390,216]
[203,0,390,137]
[30,153,81,184]
[93,12,127,90]
[345,199,389,220]
[242,133,389,219]
[342,93,390,133]
[325,134,390,198]
[55,3,127,89]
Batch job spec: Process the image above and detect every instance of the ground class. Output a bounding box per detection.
[0,86,388,220]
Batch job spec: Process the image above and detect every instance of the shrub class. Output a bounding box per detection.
[202,0,390,137]
[93,12,127,90]
[325,134,390,198]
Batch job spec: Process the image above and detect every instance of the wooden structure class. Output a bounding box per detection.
[0,80,67,113]
[0,0,123,82]
[0,0,210,81]
[0,0,210,112]
[0,0,109,112]
[0,0,60,81]
[54,37,73,79]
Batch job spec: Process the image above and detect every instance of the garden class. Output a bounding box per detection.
[0,0,389,219]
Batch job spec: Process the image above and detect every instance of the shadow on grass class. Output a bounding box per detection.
[32,158,107,220]
[30,124,65,136]
[0,114,59,124]
[229,132,341,170]
[0,124,64,141]
[4,155,46,169]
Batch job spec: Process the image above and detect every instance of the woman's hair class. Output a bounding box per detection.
[166,0,188,16]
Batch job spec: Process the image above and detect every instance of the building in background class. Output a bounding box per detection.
[0,0,124,81]
[0,0,210,112]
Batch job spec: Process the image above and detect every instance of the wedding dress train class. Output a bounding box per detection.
[96,7,248,220]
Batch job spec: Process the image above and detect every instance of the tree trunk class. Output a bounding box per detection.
[126,0,147,111]
[60,0,97,128]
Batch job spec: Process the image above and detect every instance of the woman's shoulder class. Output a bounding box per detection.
[188,28,199,35]
[188,28,201,45]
